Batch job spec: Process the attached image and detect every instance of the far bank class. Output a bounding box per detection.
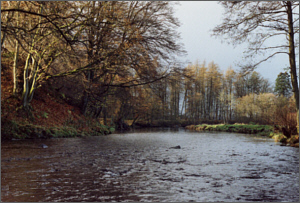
[185,124,299,147]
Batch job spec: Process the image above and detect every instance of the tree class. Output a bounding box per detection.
[182,61,208,122]
[274,72,292,97]
[168,71,182,121]
[206,61,222,120]
[235,93,277,124]
[256,93,277,124]
[1,1,185,117]
[234,71,272,98]
[48,1,185,118]
[220,67,236,122]
[212,1,299,122]
[1,1,78,109]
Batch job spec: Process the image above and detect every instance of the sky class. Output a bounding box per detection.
[173,1,293,84]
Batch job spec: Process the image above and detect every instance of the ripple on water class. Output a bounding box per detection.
[1,130,299,202]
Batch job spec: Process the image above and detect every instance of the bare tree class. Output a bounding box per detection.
[1,1,77,109]
[212,1,299,122]
[55,1,186,117]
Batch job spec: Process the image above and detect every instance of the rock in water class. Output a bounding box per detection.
[169,145,181,149]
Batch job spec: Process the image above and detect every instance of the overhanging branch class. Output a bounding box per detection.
[102,72,171,88]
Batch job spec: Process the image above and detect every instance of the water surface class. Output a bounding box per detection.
[1,128,299,202]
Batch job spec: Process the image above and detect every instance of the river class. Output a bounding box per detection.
[1,128,299,202]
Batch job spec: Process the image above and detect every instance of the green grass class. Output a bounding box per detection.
[191,124,273,136]
[1,119,114,140]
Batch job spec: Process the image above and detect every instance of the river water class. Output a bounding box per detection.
[1,128,299,202]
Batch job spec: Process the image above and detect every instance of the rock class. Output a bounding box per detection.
[169,145,181,149]
[40,144,48,148]
[280,137,287,143]
[162,159,168,164]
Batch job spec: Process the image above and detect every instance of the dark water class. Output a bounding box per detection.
[1,128,299,202]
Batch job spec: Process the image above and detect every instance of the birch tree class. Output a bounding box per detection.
[1,1,77,109]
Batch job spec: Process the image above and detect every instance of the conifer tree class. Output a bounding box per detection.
[274,72,292,97]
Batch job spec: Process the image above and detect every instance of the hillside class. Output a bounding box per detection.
[1,53,114,140]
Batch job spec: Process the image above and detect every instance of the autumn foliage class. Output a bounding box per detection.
[1,1,298,141]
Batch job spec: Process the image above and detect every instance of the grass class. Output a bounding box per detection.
[186,123,274,137]
[1,117,114,140]
[186,123,299,147]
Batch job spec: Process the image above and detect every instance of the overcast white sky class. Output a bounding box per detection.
[174,1,293,84]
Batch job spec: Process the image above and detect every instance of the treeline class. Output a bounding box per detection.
[128,60,296,127]
[1,1,297,132]
[180,61,272,123]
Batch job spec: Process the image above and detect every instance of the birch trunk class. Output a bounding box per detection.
[22,53,31,109]
[13,39,19,95]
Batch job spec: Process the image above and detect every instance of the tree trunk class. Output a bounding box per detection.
[1,32,6,48]
[131,115,139,127]
[27,56,39,103]
[81,89,89,115]
[286,1,299,127]
[22,53,31,109]
[103,107,107,125]
[12,1,21,96]
[13,39,19,95]
[20,3,43,110]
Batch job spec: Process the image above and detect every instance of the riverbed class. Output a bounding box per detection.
[1,128,299,202]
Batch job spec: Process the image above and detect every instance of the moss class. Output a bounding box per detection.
[2,117,115,141]
[48,126,78,138]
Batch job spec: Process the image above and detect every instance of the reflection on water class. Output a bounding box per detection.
[1,129,299,202]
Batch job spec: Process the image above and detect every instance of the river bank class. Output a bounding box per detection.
[185,124,299,147]
[1,86,115,141]
[1,118,114,141]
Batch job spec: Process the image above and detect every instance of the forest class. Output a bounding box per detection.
[1,1,299,142]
